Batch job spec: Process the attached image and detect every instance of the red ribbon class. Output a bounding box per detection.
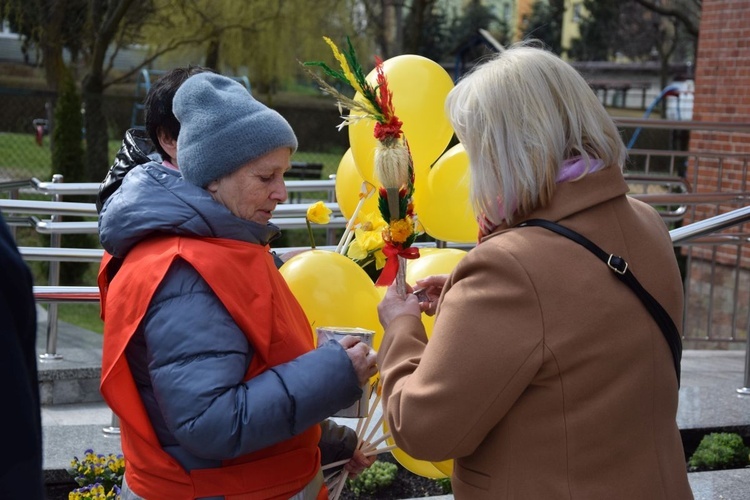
[375,243,420,286]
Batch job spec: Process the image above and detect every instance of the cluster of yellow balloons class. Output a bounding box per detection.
[333,54,478,244]
[348,54,455,187]
[282,53,482,480]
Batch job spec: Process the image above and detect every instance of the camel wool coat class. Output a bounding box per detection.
[377,166,693,499]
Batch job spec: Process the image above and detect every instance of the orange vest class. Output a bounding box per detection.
[99,236,325,500]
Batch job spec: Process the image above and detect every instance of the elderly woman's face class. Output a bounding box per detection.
[207,147,291,224]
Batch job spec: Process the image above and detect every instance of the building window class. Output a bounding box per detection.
[0,19,17,38]
[572,2,583,23]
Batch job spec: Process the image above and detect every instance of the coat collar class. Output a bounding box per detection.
[480,166,630,243]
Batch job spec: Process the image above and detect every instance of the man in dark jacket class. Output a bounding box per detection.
[96,65,211,212]
[0,213,43,499]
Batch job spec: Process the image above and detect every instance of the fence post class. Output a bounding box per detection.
[8,187,19,240]
[39,174,64,362]
[737,334,750,395]
[102,412,120,435]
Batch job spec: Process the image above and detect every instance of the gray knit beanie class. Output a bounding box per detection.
[174,72,298,187]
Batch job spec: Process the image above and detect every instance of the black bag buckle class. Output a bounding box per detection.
[607,255,628,275]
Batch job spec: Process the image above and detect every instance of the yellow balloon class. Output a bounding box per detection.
[349,55,455,185]
[406,248,467,339]
[407,248,466,279]
[334,149,379,221]
[383,421,450,479]
[417,144,478,243]
[280,250,383,348]
[432,459,454,477]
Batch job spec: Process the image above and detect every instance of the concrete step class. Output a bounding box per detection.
[36,305,103,406]
[42,402,119,487]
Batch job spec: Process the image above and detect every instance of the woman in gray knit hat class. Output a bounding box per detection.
[97,72,376,500]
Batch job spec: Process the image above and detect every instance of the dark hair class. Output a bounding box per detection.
[144,65,212,162]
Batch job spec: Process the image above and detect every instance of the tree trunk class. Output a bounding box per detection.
[82,74,109,182]
[41,0,68,91]
[407,0,434,55]
[205,38,220,70]
[81,0,137,181]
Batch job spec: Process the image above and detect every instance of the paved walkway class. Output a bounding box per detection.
[38,311,750,498]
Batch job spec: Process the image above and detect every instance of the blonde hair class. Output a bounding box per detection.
[445,42,627,227]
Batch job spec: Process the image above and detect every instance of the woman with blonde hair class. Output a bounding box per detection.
[376,43,693,499]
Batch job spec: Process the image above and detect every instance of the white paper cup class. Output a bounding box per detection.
[317,326,374,418]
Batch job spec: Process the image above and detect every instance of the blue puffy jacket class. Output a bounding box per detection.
[99,163,361,475]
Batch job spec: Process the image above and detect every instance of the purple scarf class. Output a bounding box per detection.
[477,157,606,238]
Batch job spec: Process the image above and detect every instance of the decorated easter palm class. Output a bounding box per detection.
[304,37,419,297]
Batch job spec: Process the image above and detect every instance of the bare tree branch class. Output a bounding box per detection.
[103,24,254,87]
[631,0,701,37]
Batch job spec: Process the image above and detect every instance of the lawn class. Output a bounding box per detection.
[0,132,126,180]
[47,303,104,334]
[0,131,346,181]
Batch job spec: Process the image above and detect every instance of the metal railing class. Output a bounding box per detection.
[669,205,750,394]
[39,175,64,361]
[1,175,344,359]
[0,181,346,234]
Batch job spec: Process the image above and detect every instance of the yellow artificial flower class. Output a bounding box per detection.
[354,226,384,253]
[356,210,387,232]
[373,248,387,269]
[346,239,369,261]
[389,217,414,244]
[346,212,387,262]
[350,211,387,255]
[323,36,364,96]
[306,201,332,224]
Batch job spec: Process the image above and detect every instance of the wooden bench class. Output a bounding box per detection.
[286,162,324,202]
[287,161,324,180]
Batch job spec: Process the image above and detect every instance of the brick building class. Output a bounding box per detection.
[687,0,750,265]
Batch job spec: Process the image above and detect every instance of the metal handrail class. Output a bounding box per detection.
[31,178,106,196]
[666,204,750,394]
[0,199,98,217]
[33,286,100,303]
[0,198,342,218]
[20,247,104,262]
[0,179,33,190]
[670,205,750,245]
[1,177,338,197]
[631,192,750,205]
[615,118,750,133]
[9,215,351,234]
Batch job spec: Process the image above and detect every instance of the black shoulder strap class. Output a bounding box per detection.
[518,218,682,387]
